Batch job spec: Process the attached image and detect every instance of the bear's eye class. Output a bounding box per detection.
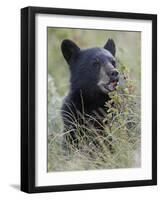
[93,58,100,67]
[111,60,116,67]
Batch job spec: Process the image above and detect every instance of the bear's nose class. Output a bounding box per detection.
[109,70,119,80]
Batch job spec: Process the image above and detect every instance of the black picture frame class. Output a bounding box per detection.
[21,6,157,193]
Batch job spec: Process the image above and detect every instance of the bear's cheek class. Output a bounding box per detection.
[98,67,110,85]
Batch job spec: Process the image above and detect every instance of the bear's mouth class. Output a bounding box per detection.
[102,80,119,92]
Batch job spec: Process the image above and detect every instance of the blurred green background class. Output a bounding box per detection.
[48,28,141,97]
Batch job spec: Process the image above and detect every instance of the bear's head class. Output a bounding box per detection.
[61,38,119,94]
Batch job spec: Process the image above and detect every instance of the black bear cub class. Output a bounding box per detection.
[61,38,119,150]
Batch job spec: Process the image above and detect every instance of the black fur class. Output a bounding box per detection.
[61,38,118,149]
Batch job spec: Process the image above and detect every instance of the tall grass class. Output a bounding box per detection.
[48,63,141,172]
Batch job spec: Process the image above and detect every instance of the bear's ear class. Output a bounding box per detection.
[104,38,116,57]
[61,39,80,64]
